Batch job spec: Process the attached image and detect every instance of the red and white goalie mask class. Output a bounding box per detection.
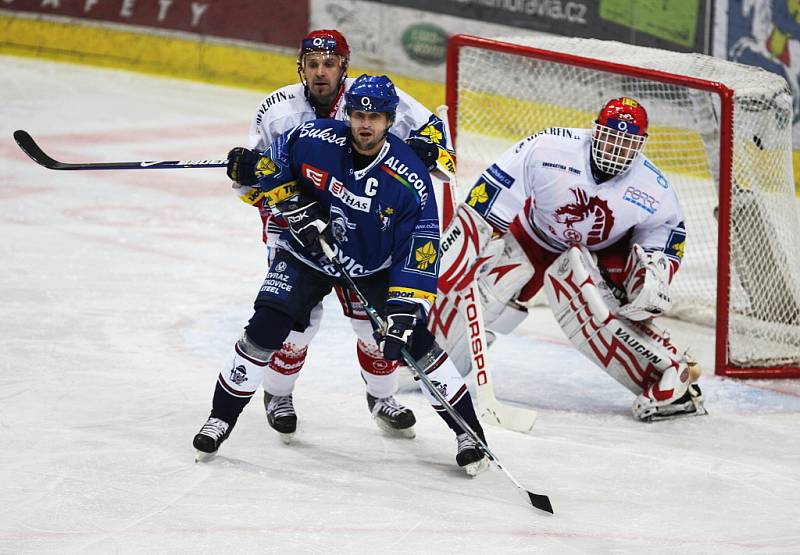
[591,97,649,177]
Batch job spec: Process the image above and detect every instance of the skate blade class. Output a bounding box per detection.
[375,419,416,439]
[463,457,490,477]
[641,403,709,423]
[278,432,295,445]
[195,450,217,463]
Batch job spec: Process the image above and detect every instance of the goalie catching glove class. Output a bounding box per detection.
[617,244,673,321]
[375,305,418,361]
[278,197,332,257]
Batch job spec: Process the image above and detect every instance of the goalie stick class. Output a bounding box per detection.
[13,130,227,171]
[319,237,553,514]
[434,106,538,434]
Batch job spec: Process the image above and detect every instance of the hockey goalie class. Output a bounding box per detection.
[432,97,707,422]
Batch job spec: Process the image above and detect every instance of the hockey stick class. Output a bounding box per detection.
[434,106,538,433]
[319,238,553,514]
[13,130,227,171]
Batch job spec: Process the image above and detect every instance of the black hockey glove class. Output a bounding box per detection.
[405,136,439,171]
[279,198,332,257]
[376,305,418,361]
[226,147,261,187]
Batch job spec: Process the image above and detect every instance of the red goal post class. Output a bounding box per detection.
[446,34,800,379]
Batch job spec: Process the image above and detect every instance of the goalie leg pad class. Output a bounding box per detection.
[438,203,499,295]
[428,291,472,378]
[544,246,693,399]
[487,301,529,335]
[428,232,533,377]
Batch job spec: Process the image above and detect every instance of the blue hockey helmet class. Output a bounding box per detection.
[345,74,400,117]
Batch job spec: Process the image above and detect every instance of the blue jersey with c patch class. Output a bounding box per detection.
[256,119,440,314]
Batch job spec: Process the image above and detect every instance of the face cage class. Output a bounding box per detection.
[297,52,347,87]
[590,122,648,177]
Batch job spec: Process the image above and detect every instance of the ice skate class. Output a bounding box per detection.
[633,383,707,422]
[455,433,489,477]
[193,416,232,462]
[367,393,416,438]
[264,391,297,444]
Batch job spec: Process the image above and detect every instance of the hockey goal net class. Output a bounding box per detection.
[446,34,800,378]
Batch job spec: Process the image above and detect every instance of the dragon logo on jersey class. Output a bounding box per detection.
[330,205,357,243]
[405,234,440,276]
[554,188,615,246]
[229,364,247,385]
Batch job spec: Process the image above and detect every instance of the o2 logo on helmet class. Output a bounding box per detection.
[607,118,642,135]
[360,96,372,110]
[303,37,337,51]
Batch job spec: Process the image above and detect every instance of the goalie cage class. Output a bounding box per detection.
[446,34,800,379]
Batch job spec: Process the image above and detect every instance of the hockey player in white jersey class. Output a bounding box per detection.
[225,30,451,441]
[435,97,706,422]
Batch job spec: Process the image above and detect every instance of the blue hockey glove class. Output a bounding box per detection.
[226,147,261,187]
[405,137,439,171]
[279,198,331,256]
[376,305,418,361]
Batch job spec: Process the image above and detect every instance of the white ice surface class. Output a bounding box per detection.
[2,55,800,554]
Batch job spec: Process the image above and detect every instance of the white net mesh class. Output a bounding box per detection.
[452,36,800,372]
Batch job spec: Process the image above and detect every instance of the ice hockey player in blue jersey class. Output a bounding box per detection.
[194,74,489,476]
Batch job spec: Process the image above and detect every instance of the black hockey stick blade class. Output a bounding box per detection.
[13,130,227,171]
[14,130,61,169]
[527,491,554,514]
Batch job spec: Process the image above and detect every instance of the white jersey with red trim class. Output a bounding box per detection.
[248,78,442,151]
[464,127,686,271]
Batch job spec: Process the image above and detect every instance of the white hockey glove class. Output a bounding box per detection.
[616,244,672,322]
[476,233,534,329]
